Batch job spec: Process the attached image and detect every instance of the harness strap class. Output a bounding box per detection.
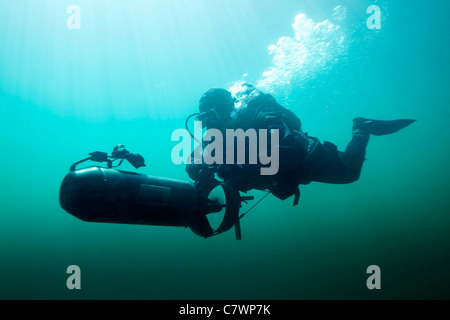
[293,188,300,207]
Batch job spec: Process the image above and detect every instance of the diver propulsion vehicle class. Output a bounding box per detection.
[59,145,254,240]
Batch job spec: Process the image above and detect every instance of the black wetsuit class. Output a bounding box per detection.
[186,86,370,204]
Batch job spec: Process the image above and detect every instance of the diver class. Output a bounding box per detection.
[185,83,415,206]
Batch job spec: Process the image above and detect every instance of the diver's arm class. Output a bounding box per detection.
[186,150,202,181]
[186,150,220,195]
[186,162,216,184]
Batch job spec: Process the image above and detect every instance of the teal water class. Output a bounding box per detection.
[1,0,449,300]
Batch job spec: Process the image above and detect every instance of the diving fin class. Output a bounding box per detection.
[353,118,416,136]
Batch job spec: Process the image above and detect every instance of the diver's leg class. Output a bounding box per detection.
[318,117,416,184]
[305,140,361,184]
[306,134,369,185]
[340,132,370,183]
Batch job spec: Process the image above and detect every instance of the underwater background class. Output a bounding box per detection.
[0,0,449,300]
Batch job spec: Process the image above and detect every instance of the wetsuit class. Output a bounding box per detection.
[186,86,371,205]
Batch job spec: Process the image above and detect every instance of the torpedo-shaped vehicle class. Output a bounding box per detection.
[59,145,254,240]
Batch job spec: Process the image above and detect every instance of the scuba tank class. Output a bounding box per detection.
[59,145,253,239]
